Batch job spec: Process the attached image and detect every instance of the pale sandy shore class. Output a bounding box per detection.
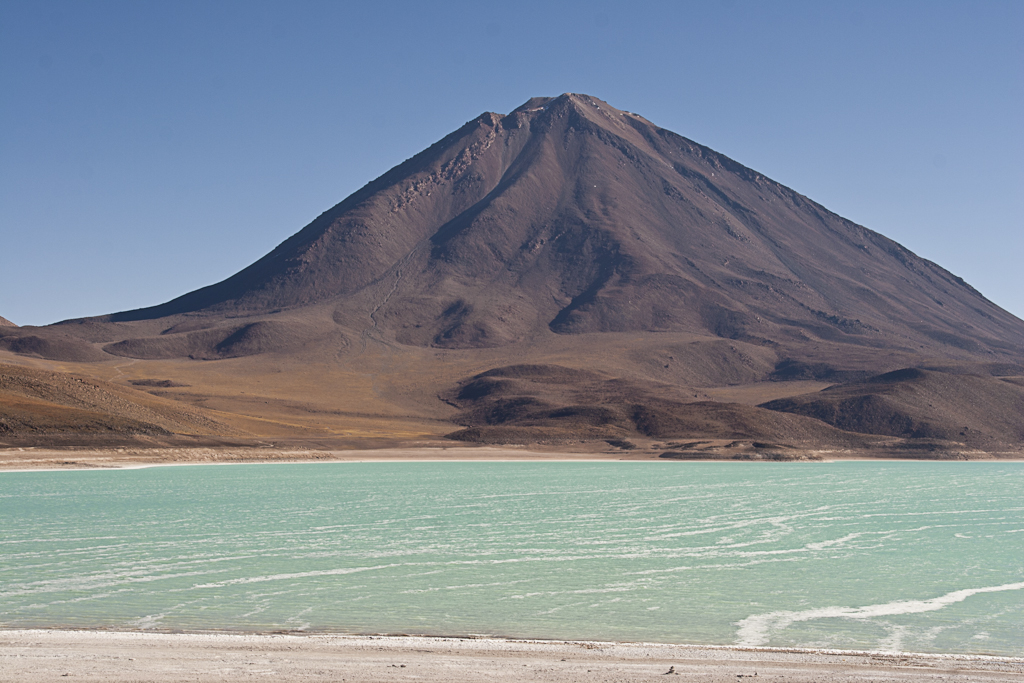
[2,445,1022,471]
[0,445,647,471]
[1,630,1021,682]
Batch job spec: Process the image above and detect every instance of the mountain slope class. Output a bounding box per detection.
[0,363,236,438]
[761,367,1024,448]
[45,92,1021,358]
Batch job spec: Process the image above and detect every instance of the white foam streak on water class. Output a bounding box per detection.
[860,508,1024,518]
[187,564,403,589]
[734,582,1024,647]
[0,568,233,597]
[400,578,535,594]
[0,535,122,546]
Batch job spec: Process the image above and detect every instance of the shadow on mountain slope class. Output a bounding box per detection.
[761,367,1024,448]
[442,363,876,447]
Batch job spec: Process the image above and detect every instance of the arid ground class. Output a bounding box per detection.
[2,631,1022,683]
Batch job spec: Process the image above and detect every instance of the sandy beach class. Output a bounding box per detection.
[0,445,661,472]
[2,445,1020,471]
[2,630,1022,682]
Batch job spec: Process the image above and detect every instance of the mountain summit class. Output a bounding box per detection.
[89,93,1022,355]
[3,94,1022,453]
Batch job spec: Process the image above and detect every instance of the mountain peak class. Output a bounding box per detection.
[509,93,634,119]
[45,94,1023,362]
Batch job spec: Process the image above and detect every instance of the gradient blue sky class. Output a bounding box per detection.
[2,0,1022,327]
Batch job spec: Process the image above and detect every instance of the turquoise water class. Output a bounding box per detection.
[1,461,1021,655]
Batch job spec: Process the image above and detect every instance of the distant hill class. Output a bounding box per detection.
[2,94,1022,454]
[0,316,15,327]
[0,363,237,442]
[762,367,1024,448]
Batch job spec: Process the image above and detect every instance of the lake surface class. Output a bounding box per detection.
[1,461,1021,655]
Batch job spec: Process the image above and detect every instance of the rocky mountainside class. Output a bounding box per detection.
[0,316,15,327]
[2,94,1022,453]
[57,93,1023,358]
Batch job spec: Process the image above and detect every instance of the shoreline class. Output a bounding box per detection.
[3,456,1021,474]
[2,445,1022,472]
[5,627,1021,661]
[2,628,1021,682]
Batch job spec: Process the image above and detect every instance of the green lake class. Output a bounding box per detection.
[1,461,1021,654]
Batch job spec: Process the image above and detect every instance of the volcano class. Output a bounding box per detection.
[83,94,1024,353]
[3,94,1023,454]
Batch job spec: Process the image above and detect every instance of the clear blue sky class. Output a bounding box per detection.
[2,0,1021,327]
